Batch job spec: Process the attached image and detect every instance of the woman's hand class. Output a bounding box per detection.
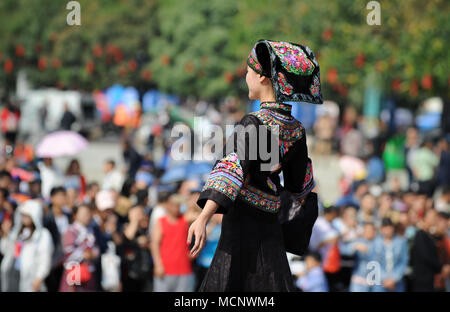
[187,217,207,258]
[187,199,219,258]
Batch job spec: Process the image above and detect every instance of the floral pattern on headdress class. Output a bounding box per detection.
[268,41,315,76]
[249,39,323,104]
[309,76,321,97]
[277,72,293,95]
[247,47,263,75]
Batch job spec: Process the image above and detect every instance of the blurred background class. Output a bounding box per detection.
[0,0,449,292]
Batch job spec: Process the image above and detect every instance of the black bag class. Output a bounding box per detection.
[278,191,319,256]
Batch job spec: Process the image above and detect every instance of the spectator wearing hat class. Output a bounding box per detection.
[295,251,329,292]
[372,218,409,292]
[150,194,194,292]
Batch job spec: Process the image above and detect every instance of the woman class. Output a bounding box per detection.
[59,205,100,292]
[187,40,322,291]
[0,200,54,292]
[65,159,87,203]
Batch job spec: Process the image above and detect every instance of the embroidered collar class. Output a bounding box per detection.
[260,101,292,115]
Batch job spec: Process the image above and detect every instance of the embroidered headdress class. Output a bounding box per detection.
[247,39,323,104]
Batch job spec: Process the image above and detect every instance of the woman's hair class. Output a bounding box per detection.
[255,43,272,78]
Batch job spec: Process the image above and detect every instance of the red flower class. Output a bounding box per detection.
[354,53,365,68]
[409,80,418,97]
[93,44,103,58]
[391,78,402,92]
[184,62,194,74]
[322,29,333,41]
[141,69,151,80]
[85,61,94,74]
[51,58,61,68]
[15,45,25,57]
[327,68,338,84]
[38,57,47,71]
[127,59,137,72]
[114,48,123,63]
[421,75,432,90]
[4,59,14,73]
[160,55,170,66]
[35,43,43,53]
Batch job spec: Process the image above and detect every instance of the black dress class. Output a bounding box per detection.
[197,102,315,292]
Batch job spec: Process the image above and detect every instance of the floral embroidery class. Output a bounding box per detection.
[309,76,321,97]
[247,47,263,75]
[250,109,303,143]
[238,183,280,213]
[292,159,315,199]
[268,41,315,76]
[277,73,293,96]
[260,101,292,114]
[202,152,244,202]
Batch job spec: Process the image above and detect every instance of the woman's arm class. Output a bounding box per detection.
[187,199,219,258]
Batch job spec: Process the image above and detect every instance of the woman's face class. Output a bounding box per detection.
[21,214,34,227]
[76,206,92,226]
[245,66,263,100]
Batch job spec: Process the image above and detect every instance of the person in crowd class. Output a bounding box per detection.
[60,102,76,131]
[410,138,439,197]
[340,222,377,291]
[295,251,329,292]
[43,186,70,292]
[148,187,173,236]
[102,159,124,193]
[150,194,194,292]
[333,205,359,289]
[411,209,444,291]
[122,140,143,179]
[121,205,151,292]
[65,159,86,202]
[83,182,100,208]
[433,212,450,291]
[0,99,21,146]
[437,136,450,188]
[435,185,450,214]
[1,200,54,291]
[372,218,409,292]
[37,158,64,200]
[357,192,378,226]
[59,205,100,292]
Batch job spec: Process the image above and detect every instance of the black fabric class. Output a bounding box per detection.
[197,108,314,291]
[278,191,318,256]
[199,197,296,292]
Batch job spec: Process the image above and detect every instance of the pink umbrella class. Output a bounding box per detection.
[36,131,89,158]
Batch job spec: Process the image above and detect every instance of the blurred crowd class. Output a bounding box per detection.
[0,95,449,292]
[296,105,450,292]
